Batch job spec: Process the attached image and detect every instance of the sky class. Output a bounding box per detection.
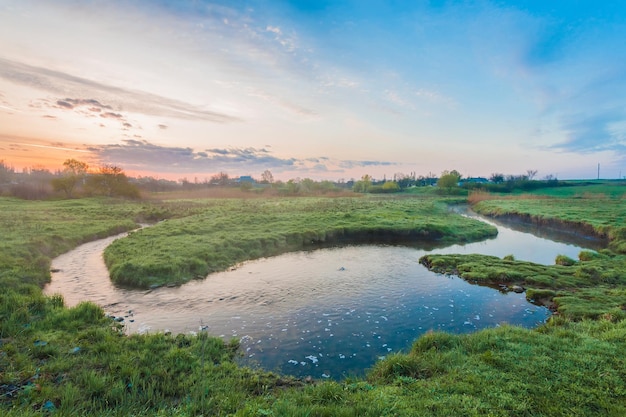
[1,0,625,181]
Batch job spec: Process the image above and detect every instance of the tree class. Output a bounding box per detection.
[299,178,315,193]
[51,159,88,198]
[284,179,299,194]
[0,160,14,184]
[318,180,337,193]
[489,173,505,184]
[381,181,400,192]
[437,170,461,192]
[210,172,230,186]
[260,170,274,184]
[86,164,139,198]
[394,173,413,189]
[449,170,462,180]
[352,174,372,193]
[526,169,538,180]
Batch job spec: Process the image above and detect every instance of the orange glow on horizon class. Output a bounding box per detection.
[1,136,96,173]
[2,139,199,181]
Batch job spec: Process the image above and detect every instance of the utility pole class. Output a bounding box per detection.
[597,163,600,180]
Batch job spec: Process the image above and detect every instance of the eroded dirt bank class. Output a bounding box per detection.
[475,211,609,247]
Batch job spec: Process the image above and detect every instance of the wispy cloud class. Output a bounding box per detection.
[87,140,394,177]
[0,57,239,123]
[552,110,626,154]
[265,24,298,52]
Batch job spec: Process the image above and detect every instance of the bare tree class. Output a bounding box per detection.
[260,170,274,184]
[210,172,230,186]
[526,169,538,180]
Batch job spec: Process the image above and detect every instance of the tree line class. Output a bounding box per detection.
[0,158,565,200]
[0,159,139,199]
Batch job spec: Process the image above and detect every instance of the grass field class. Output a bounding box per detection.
[518,181,626,198]
[104,197,496,288]
[2,194,626,416]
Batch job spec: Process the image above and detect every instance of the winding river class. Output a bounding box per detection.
[44,209,602,379]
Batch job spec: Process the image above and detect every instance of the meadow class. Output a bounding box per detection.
[1,189,626,416]
[103,197,497,288]
[511,180,626,199]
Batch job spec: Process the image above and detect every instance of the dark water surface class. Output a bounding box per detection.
[45,210,598,379]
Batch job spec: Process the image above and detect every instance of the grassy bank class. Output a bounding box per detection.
[2,195,626,415]
[471,195,626,253]
[511,181,626,199]
[421,194,626,320]
[103,197,497,288]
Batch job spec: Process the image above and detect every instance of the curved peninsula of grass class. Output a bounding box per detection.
[104,197,498,289]
[421,195,626,320]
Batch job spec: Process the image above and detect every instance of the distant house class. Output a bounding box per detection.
[236,175,255,184]
[459,177,489,186]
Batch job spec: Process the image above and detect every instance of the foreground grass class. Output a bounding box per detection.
[104,197,496,288]
[2,195,626,415]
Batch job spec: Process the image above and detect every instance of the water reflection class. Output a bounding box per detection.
[45,211,598,379]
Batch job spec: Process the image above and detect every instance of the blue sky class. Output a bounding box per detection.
[0,0,624,180]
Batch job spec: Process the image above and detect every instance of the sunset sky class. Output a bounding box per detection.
[1,0,625,181]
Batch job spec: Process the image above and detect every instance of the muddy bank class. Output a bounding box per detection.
[473,211,609,248]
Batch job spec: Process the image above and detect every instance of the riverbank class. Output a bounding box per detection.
[421,196,626,320]
[470,195,626,253]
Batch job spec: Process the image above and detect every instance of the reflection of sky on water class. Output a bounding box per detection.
[46,211,597,379]
[446,207,602,264]
[226,249,547,379]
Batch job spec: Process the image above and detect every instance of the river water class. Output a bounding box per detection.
[44,209,601,379]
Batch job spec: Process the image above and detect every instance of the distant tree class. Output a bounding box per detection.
[0,160,14,184]
[284,179,299,194]
[381,181,400,192]
[352,174,372,193]
[210,171,230,186]
[51,159,89,198]
[449,170,462,180]
[87,164,139,198]
[260,170,274,184]
[526,169,538,180]
[489,173,505,184]
[437,170,462,192]
[394,173,413,189]
[297,178,314,193]
[318,180,337,193]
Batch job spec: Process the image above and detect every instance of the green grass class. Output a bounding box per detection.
[472,197,626,252]
[515,181,626,198]
[104,197,497,288]
[420,194,626,320]
[2,195,626,416]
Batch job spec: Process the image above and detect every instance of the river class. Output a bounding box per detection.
[44,208,601,379]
